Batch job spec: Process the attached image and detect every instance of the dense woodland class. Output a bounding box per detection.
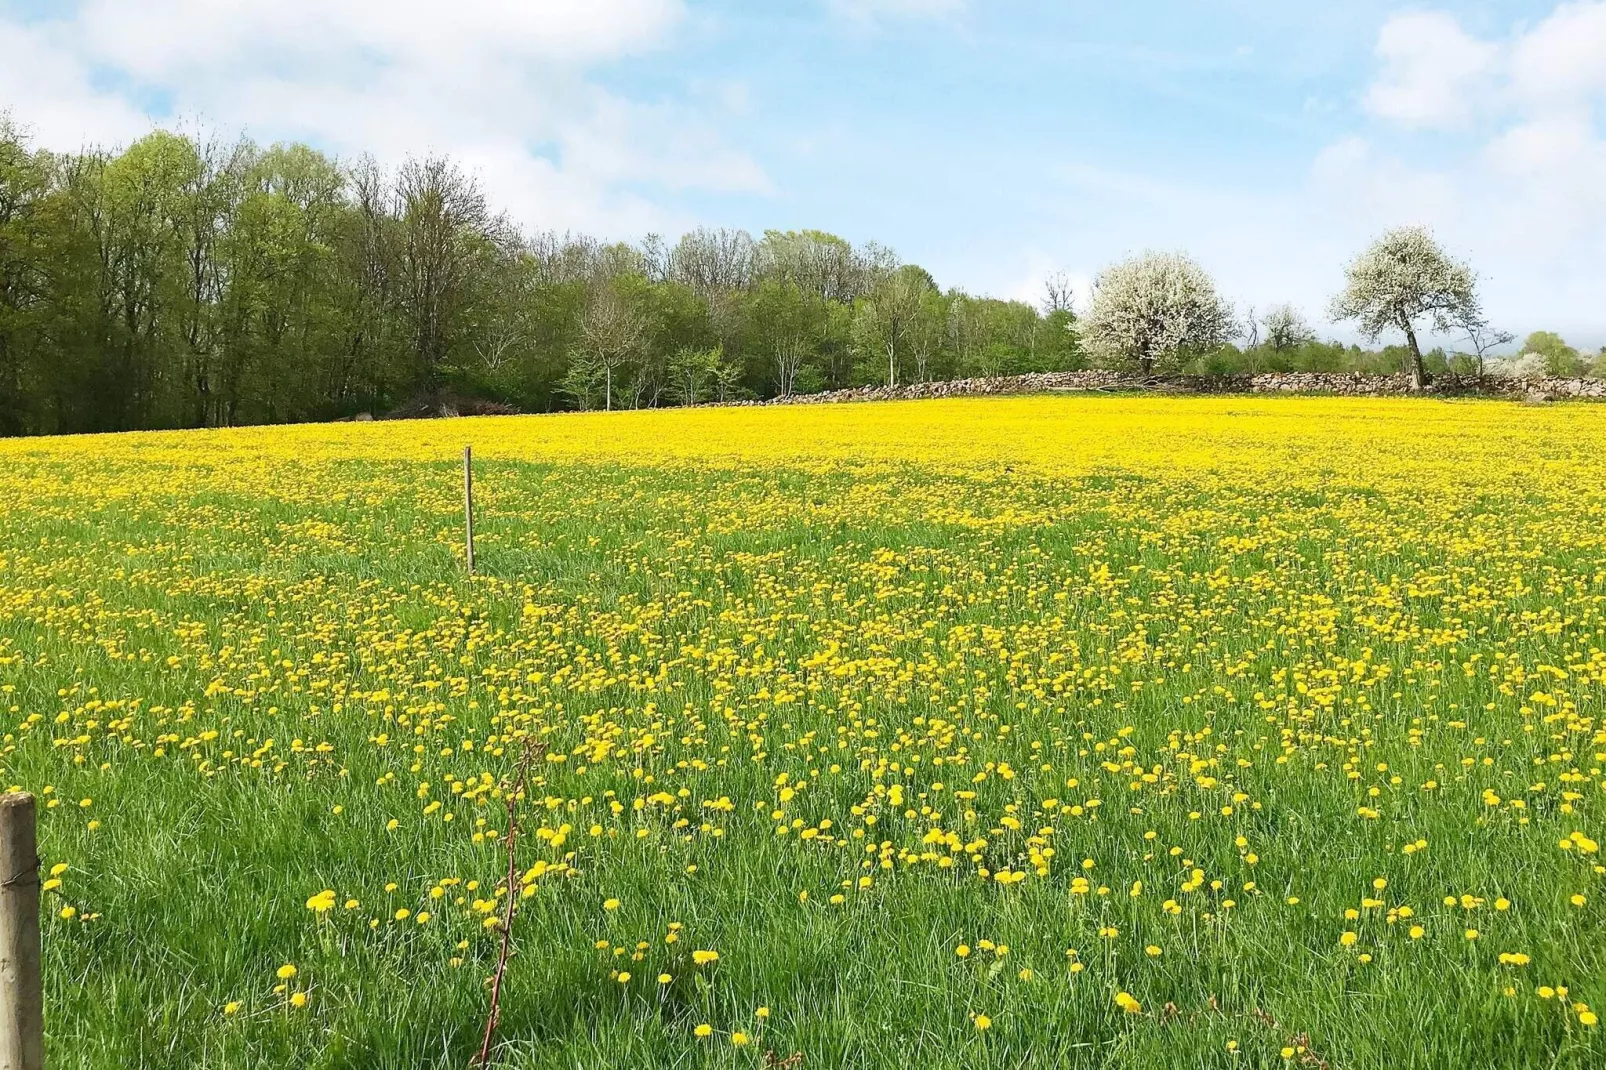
[0,119,1597,436]
[0,121,1084,435]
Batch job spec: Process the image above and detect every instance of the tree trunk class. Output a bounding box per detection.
[1403,323,1426,390]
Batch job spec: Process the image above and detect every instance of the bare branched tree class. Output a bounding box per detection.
[1459,313,1514,381]
[1242,305,1260,351]
[525,231,599,286]
[670,227,756,297]
[1042,270,1078,316]
[757,230,896,304]
[395,156,496,390]
[773,335,809,397]
[576,283,646,411]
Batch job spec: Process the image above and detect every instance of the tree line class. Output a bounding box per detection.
[0,120,1080,435]
[1080,235,1603,391]
[2,117,1599,437]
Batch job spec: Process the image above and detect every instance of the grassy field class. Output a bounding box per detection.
[1,394,1603,1069]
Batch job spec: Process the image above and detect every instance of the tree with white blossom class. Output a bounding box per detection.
[1330,226,1479,390]
[1082,251,1234,374]
[1261,304,1315,352]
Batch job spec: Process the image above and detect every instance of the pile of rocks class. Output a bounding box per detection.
[759,370,1606,406]
[1483,376,1606,400]
[762,372,1110,404]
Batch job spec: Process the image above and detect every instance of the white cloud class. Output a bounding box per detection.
[69,0,684,78]
[0,21,151,149]
[1363,11,1498,129]
[1315,2,1606,340]
[1310,136,1460,230]
[827,0,966,22]
[1487,113,1605,178]
[1481,114,1606,256]
[0,0,770,238]
[1509,1,1606,107]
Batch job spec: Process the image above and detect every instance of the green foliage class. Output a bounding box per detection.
[3,115,1558,438]
[943,295,1080,380]
[0,118,1101,435]
[560,354,607,412]
[1521,332,1589,377]
[665,346,723,406]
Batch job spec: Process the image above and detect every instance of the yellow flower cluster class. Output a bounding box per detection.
[1,394,1603,1063]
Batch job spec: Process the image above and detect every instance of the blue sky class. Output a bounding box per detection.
[3,1,1603,346]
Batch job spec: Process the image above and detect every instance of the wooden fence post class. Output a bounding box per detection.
[463,446,476,576]
[0,792,42,1070]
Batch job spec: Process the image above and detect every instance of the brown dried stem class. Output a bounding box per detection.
[473,737,546,1067]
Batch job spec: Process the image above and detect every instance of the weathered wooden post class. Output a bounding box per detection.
[0,792,42,1070]
[463,446,476,576]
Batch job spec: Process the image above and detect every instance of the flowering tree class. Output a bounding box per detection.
[1329,227,1478,390]
[1082,252,1234,374]
[1261,304,1315,352]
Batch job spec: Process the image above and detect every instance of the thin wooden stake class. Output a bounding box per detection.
[463,445,476,576]
[0,792,42,1070]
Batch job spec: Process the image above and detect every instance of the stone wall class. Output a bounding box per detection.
[757,371,1606,406]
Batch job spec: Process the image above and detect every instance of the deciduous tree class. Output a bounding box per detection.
[1330,227,1478,390]
[1261,304,1314,353]
[1082,251,1233,374]
[575,279,646,410]
[395,156,499,392]
[1458,314,1514,380]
